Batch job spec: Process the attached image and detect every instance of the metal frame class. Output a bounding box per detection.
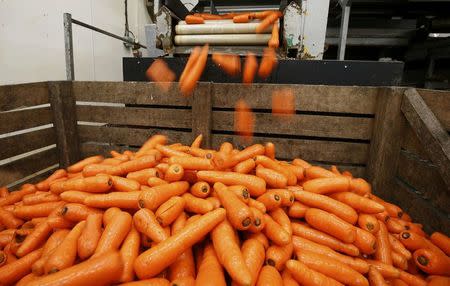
[337,0,351,60]
[63,13,147,80]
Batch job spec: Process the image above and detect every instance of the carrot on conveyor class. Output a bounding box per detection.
[185,15,205,24]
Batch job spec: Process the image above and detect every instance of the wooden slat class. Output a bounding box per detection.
[0,107,53,134]
[397,151,448,211]
[392,179,450,235]
[76,105,191,129]
[366,87,405,198]
[401,124,429,160]
[402,88,450,187]
[192,84,212,147]
[212,83,378,114]
[212,134,369,164]
[78,125,193,147]
[49,82,80,168]
[80,143,139,158]
[213,111,373,140]
[418,88,450,130]
[0,148,58,186]
[0,128,56,160]
[0,82,49,111]
[73,81,191,106]
[7,166,59,191]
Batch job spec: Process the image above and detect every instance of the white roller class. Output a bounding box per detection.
[178,19,260,25]
[176,22,272,35]
[174,34,271,45]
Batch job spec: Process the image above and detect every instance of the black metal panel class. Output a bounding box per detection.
[123,57,404,86]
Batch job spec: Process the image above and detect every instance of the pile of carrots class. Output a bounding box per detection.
[1,134,449,286]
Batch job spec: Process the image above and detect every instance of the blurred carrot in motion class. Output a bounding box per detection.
[145,59,176,92]
[234,99,255,142]
[258,48,277,79]
[272,88,294,116]
[212,53,241,76]
[243,52,258,84]
[233,14,252,23]
[268,22,279,48]
[180,44,209,96]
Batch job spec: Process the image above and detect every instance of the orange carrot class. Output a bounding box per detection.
[388,234,412,260]
[139,181,190,210]
[256,12,281,33]
[243,52,258,84]
[77,213,103,260]
[0,207,24,229]
[263,214,290,246]
[256,265,283,286]
[349,178,371,196]
[155,196,185,226]
[375,220,393,265]
[357,214,380,234]
[285,259,344,286]
[188,147,215,159]
[292,158,312,169]
[50,175,112,194]
[305,208,356,243]
[180,44,209,96]
[165,164,185,182]
[126,168,162,185]
[258,48,277,79]
[304,166,336,179]
[119,226,140,282]
[255,155,296,186]
[133,208,169,243]
[183,193,214,215]
[67,155,103,173]
[94,211,131,257]
[45,221,85,273]
[190,181,210,198]
[288,201,308,218]
[281,269,300,286]
[185,15,205,24]
[111,176,140,192]
[212,219,252,286]
[13,201,64,219]
[169,213,195,282]
[234,99,255,143]
[168,156,214,170]
[146,59,176,92]
[256,190,282,211]
[295,190,358,224]
[214,182,252,230]
[269,208,292,236]
[430,232,450,256]
[297,250,369,286]
[248,198,267,213]
[197,171,266,197]
[234,144,266,162]
[206,196,221,209]
[137,135,167,155]
[399,231,439,252]
[22,192,60,205]
[212,53,241,76]
[59,191,92,204]
[0,187,8,198]
[0,248,42,285]
[228,185,250,203]
[268,21,279,48]
[414,248,450,276]
[368,266,388,286]
[195,242,226,286]
[366,260,400,279]
[233,159,255,174]
[392,251,408,270]
[179,47,201,85]
[191,134,203,148]
[0,185,36,206]
[84,191,141,209]
[303,177,349,195]
[27,251,124,286]
[251,11,277,19]
[256,165,287,188]
[354,227,377,255]
[233,14,251,23]
[291,222,359,257]
[148,177,169,187]
[330,192,385,214]
[59,203,101,222]
[36,169,67,191]
[398,271,427,286]
[16,221,52,257]
[266,242,293,270]
[134,208,226,279]
[427,275,450,286]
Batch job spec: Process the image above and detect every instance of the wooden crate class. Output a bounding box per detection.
[1,81,448,234]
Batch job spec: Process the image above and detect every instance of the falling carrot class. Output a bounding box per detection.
[256,12,282,33]
[234,99,255,143]
[212,53,241,76]
[180,44,209,96]
[258,48,277,79]
[243,52,258,84]
[145,59,176,92]
[179,47,201,85]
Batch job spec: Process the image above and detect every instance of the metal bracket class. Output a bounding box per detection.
[337,0,352,60]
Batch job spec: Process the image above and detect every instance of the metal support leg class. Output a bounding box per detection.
[337,1,351,60]
[64,13,75,81]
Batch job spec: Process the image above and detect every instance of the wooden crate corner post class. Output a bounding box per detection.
[191,82,213,148]
[48,81,80,168]
[365,87,406,199]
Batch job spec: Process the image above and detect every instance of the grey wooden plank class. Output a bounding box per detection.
[392,178,449,235]
[212,134,369,164]
[418,88,450,130]
[0,148,58,186]
[402,88,450,188]
[78,125,193,147]
[401,124,429,161]
[76,105,192,129]
[73,81,192,106]
[7,166,59,191]
[192,83,212,148]
[212,111,373,140]
[397,151,448,211]
[0,107,53,134]
[212,83,378,114]
[0,82,49,112]
[366,87,405,198]
[49,82,80,168]
[0,127,56,160]
[80,143,139,158]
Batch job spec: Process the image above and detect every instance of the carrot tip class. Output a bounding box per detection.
[243,190,249,199]
[49,268,59,274]
[254,218,261,226]
[417,255,428,266]
[401,232,410,239]
[267,259,276,266]
[201,186,208,193]
[243,217,252,227]
[138,200,145,208]
[274,194,280,201]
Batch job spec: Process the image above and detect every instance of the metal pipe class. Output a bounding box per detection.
[64,13,75,81]
[174,34,271,45]
[71,18,147,49]
[337,3,351,60]
[175,22,273,35]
